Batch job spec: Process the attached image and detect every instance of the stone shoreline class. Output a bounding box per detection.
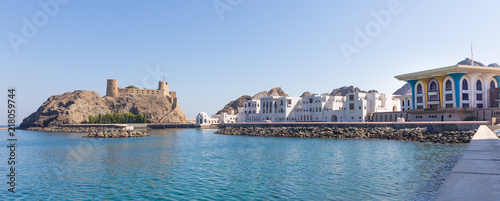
[26,126,149,138]
[214,127,477,144]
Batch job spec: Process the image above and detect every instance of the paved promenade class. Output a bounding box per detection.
[434,125,500,200]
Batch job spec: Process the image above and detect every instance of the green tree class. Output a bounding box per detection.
[87,112,148,124]
[125,85,138,89]
[88,115,94,124]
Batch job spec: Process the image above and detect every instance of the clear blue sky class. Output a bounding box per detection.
[1,0,500,123]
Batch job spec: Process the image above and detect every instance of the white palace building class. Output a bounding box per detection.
[372,61,500,122]
[237,92,400,123]
[197,59,500,124]
[196,91,400,125]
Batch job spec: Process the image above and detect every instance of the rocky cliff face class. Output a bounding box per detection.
[215,95,252,115]
[300,91,312,97]
[329,86,377,96]
[457,58,500,67]
[393,83,411,95]
[20,90,185,128]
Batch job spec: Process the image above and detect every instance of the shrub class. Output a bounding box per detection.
[87,112,147,124]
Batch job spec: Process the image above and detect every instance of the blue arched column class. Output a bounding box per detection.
[494,76,500,88]
[407,80,418,110]
[449,73,466,107]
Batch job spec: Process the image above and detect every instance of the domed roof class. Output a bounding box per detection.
[197,111,209,118]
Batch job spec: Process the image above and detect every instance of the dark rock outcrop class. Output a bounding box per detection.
[300,91,312,97]
[393,83,411,95]
[84,129,148,138]
[20,90,185,128]
[329,86,377,96]
[488,63,500,67]
[457,58,485,66]
[216,95,252,115]
[267,87,289,97]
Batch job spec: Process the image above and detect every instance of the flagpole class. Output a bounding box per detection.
[471,42,474,66]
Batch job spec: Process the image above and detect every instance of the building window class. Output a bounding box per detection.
[462,79,468,90]
[429,95,438,101]
[349,103,354,110]
[491,80,496,89]
[445,94,453,101]
[446,104,453,108]
[349,95,354,101]
[416,96,423,103]
[417,84,423,94]
[477,104,483,108]
[463,103,469,107]
[462,93,469,101]
[429,81,438,92]
[476,80,482,91]
[477,94,483,101]
[445,80,452,91]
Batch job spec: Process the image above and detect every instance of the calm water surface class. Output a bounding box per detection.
[1,129,466,200]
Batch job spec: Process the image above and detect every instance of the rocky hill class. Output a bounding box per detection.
[457,58,485,66]
[330,86,377,96]
[457,58,500,67]
[215,95,252,115]
[216,87,289,115]
[20,90,185,128]
[393,83,411,95]
[300,91,312,97]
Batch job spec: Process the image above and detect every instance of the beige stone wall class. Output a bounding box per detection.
[106,79,174,98]
[118,88,163,96]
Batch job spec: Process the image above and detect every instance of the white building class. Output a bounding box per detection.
[237,92,400,123]
[196,111,237,126]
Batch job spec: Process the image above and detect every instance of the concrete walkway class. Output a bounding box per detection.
[434,125,500,200]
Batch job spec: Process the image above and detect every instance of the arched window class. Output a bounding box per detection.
[407,99,410,106]
[491,80,496,89]
[477,80,482,91]
[445,80,452,91]
[417,84,423,94]
[429,81,437,92]
[462,79,468,90]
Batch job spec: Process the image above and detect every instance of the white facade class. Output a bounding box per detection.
[237,92,400,123]
[398,95,412,111]
[196,111,237,126]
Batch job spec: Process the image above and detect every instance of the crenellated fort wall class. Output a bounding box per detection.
[105,79,177,108]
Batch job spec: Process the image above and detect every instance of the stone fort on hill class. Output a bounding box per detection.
[106,79,178,108]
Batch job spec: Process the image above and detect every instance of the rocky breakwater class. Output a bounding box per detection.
[84,129,148,138]
[27,126,148,138]
[214,127,477,144]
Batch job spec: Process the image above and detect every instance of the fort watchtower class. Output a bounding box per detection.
[158,81,169,97]
[106,79,119,97]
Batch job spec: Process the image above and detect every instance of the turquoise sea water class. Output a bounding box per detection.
[1,129,466,200]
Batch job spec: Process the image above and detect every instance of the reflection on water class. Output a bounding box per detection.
[0,129,466,200]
